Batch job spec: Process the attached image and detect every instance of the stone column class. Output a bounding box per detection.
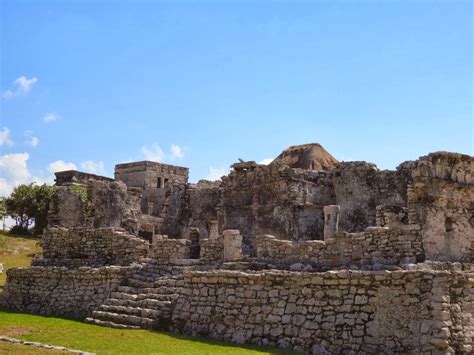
[324,205,340,240]
[208,220,219,240]
[223,229,242,262]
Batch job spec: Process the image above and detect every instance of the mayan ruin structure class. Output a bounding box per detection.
[1,143,473,354]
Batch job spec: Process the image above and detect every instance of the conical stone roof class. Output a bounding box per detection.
[270,143,339,171]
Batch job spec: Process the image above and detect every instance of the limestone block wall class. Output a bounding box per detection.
[171,269,473,354]
[149,235,190,261]
[200,236,224,262]
[255,225,423,266]
[2,266,136,319]
[35,227,148,267]
[408,152,474,262]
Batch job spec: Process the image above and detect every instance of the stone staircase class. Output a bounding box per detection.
[85,261,189,330]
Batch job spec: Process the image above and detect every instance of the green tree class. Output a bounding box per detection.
[0,197,6,231]
[4,183,54,235]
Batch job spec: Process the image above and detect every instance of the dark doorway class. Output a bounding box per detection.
[189,228,201,259]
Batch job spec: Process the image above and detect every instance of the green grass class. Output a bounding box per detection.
[0,309,297,354]
[0,231,42,290]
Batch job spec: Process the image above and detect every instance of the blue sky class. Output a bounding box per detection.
[0,0,472,194]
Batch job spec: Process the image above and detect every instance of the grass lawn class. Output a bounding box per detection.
[0,309,297,354]
[0,231,42,291]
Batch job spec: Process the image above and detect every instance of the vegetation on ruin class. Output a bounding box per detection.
[68,184,89,202]
[0,309,297,355]
[68,184,94,216]
[0,231,42,291]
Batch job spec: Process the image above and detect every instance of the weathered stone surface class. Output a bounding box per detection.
[48,180,129,229]
[2,146,473,354]
[34,227,147,267]
[323,205,340,240]
[150,235,191,261]
[256,225,423,266]
[2,266,137,319]
[171,269,473,354]
[408,152,474,262]
[223,230,243,262]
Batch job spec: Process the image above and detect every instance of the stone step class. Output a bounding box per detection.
[153,279,183,287]
[141,286,182,294]
[97,305,168,318]
[128,279,156,289]
[136,293,179,302]
[110,292,139,301]
[130,273,161,282]
[116,285,138,293]
[90,311,155,327]
[104,297,175,309]
[141,266,189,275]
[84,317,141,330]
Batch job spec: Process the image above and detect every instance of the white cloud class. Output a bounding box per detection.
[259,158,273,165]
[80,160,105,175]
[141,143,165,162]
[43,113,60,123]
[2,76,38,99]
[170,144,184,159]
[48,160,77,174]
[24,130,39,147]
[0,153,46,196]
[206,166,228,181]
[0,153,31,196]
[0,127,13,146]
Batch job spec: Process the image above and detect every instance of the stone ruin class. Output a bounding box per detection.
[1,143,473,354]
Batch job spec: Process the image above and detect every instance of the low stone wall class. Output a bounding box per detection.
[200,236,224,262]
[1,266,136,319]
[149,235,190,261]
[255,225,423,267]
[36,227,148,267]
[172,269,473,354]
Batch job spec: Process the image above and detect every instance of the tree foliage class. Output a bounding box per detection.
[4,183,54,235]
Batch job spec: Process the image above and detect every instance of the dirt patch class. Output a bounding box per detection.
[0,326,33,337]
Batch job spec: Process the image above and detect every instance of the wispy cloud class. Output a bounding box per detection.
[43,113,60,123]
[259,158,273,165]
[24,130,39,147]
[80,160,105,175]
[3,76,38,99]
[141,143,186,162]
[47,160,77,173]
[170,144,184,159]
[141,143,165,162]
[0,127,14,146]
[206,166,228,181]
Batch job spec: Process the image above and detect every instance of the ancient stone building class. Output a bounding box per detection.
[2,143,473,354]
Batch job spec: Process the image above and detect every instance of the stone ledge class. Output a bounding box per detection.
[0,336,95,354]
